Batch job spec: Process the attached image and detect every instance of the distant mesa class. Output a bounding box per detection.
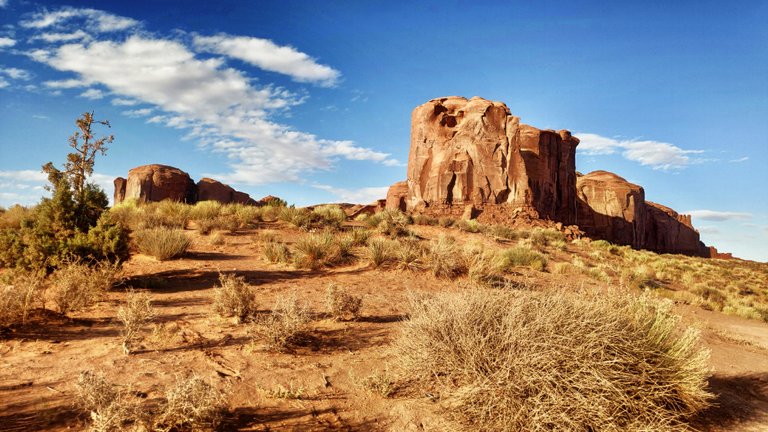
[113,164,273,206]
[386,96,724,258]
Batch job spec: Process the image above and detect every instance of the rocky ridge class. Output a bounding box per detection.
[387,96,716,257]
[113,164,260,206]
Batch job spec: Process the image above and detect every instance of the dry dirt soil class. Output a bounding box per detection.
[1,222,767,431]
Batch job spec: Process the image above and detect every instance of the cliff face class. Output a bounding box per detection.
[113,164,257,206]
[576,171,708,256]
[388,96,716,257]
[404,96,579,224]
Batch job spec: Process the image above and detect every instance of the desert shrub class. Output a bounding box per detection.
[134,201,188,229]
[456,219,481,233]
[154,375,228,432]
[214,213,243,234]
[692,285,728,311]
[0,189,128,271]
[394,289,712,431]
[551,261,577,275]
[466,250,505,288]
[325,283,363,321]
[256,292,309,351]
[278,206,313,229]
[312,205,347,229]
[0,271,44,327]
[134,228,191,260]
[213,273,257,323]
[190,200,223,221]
[622,265,660,290]
[528,227,566,247]
[375,209,412,238]
[293,232,339,269]
[263,241,291,264]
[76,370,139,432]
[437,217,455,228]
[347,228,371,246]
[481,224,519,240]
[367,238,394,269]
[260,205,279,222]
[0,205,33,229]
[118,289,156,354]
[427,235,467,278]
[498,245,547,271]
[412,214,438,226]
[394,238,424,271]
[106,200,140,230]
[51,261,116,314]
[208,232,225,245]
[66,213,130,264]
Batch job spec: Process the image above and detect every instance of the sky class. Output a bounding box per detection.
[0,0,766,261]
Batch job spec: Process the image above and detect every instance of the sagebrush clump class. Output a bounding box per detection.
[134,227,191,260]
[213,273,257,323]
[394,289,713,431]
[118,289,156,354]
[325,283,363,321]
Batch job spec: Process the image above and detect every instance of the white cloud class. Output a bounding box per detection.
[43,78,87,88]
[32,114,50,120]
[687,210,752,221]
[313,184,388,204]
[698,226,720,235]
[0,169,48,182]
[0,170,116,207]
[111,97,139,106]
[0,0,8,8]
[33,30,91,43]
[20,7,138,32]
[1,67,32,80]
[28,35,393,185]
[80,88,105,99]
[123,108,153,118]
[577,133,705,170]
[194,34,341,87]
[729,156,749,163]
[0,37,16,48]
[0,77,8,88]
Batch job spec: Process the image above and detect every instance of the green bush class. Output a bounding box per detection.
[498,245,547,271]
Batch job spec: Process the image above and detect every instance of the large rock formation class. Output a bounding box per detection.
[576,171,708,256]
[113,164,259,206]
[122,164,196,204]
[576,171,646,248]
[401,96,579,224]
[388,96,719,257]
[197,178,256,205]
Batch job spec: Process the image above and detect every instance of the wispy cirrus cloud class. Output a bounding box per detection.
[194,34,341,87]
[687,210,752,221]
[729,156,749,163]
[20,7,139,32]
[32,30,91,43]
[577,133,706,170]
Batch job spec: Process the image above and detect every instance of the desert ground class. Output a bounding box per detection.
[1,211,767,432]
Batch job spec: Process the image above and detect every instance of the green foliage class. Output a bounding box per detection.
[498,245,548,272]
[0,113,118,272]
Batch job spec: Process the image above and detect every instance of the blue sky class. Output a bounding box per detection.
[0,0,766,261]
